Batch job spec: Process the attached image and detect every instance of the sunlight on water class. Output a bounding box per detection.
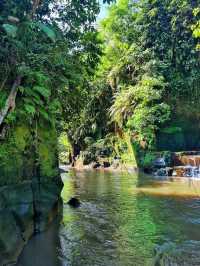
[136,178,200,198]
[17,170,200,266]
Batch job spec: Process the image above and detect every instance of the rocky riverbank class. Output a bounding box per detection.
[71,158,138,173]
[0,178,63,265]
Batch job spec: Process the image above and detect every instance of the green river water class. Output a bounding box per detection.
[16,170,200,266]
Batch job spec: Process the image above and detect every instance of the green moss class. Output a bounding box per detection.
[0,123,34,185]
[13,125,31,151]
[0,120,59,185]
[38,143,58,178]
[114,132,138,167]
[38,123,59,179]
[58,132,72,163]
[141,152,157,168]
[139,150,172,168]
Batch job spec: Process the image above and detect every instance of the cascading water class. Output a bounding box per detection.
[154,152,200,179]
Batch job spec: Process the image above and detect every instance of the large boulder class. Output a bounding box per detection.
[0,179,63,265]
[0,121,63,264]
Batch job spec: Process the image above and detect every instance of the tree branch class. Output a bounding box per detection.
[0,76,22,126]
[31,0,42,18]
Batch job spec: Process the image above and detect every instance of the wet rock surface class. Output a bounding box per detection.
[91,162,101,169]
[154,167,173,177]
[0,179,63,265]
[103,161,111,168]
[67,197,81,208]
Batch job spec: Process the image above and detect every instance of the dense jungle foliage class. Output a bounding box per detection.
[65,0,200,167]
[0,0,200,169]
[0,0,112,167]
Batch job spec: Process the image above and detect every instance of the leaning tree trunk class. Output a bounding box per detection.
[0,76,21,127]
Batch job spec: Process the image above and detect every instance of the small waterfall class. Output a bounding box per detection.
[154,152,200,179]
[174,153,200,178]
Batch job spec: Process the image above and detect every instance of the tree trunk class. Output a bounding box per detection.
[0,76,21,126]
[71,143,81,167]
[31,0,42,18]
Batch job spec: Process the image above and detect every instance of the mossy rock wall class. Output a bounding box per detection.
[0,121,59,185]
[0,120,63,264]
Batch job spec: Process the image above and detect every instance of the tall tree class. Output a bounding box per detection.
[96,0,200,149]
[0,0,113,133]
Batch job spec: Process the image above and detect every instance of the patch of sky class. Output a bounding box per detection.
[97,0,110,21]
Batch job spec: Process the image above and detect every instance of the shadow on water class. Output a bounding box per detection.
[16,170,200,266]
[16,218,63,266]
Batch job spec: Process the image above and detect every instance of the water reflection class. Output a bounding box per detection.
[17,170,200,266]
[16,219,62,266]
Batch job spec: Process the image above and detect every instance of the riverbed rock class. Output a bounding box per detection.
[91,162,101,169]
[153,153,172,169]
[59,166,69,174]
[154,167,174,177]
[154,157,167,168]
[67,197,81,208]
[103,161,111,168]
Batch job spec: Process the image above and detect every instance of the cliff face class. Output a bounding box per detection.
[0,121,63,265]
[157,101,200,152]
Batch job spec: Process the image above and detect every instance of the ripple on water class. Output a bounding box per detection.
[17,171,200,266]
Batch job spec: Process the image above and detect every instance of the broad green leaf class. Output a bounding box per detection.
[2,24,18,37]
[24,104,36,115]
[37,23,56,42]
[25,89,42,101]
[40,108,50,120]
[33,86,51,98]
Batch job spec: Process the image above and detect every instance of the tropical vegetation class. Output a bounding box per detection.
[1,0,200,169]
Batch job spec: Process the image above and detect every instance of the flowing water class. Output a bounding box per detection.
[16,170,200,266]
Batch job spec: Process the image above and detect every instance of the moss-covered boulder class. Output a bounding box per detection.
[0,120,63,264]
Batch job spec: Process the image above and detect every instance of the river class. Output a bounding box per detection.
[16,170,200,266]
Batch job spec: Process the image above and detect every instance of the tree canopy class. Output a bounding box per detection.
[0,0,112,131]
[1,0,200,164]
